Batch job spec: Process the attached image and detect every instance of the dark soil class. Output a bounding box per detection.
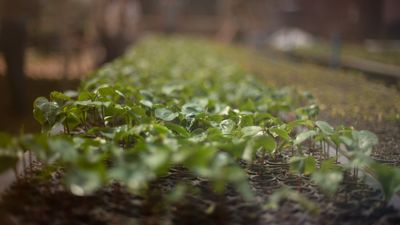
[1,154,399,225]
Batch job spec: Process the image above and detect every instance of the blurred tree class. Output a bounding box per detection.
[95,0,142,64]
[0,0,40,113]
[30,0,93,78]
[216,0,272,44]
[216,0,237,43]
[159,0,181,33]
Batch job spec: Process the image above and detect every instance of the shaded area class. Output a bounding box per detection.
[0,160,398,225]
[0,76,79,134]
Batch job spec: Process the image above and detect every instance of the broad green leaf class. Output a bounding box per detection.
[155,108,179,121]
[165,123,190,137]
[219,119,235,135]
[289,156,316,175]
[48,136,77,162]
[206,127,226,142]
[33,97,59,131]
[140,99,153,108]
[239,114,254,127]
[288,119,314,130]
[241,135,275,161]
[143,150,170,175]
[294,130,317,145]
[254,135,276,154]
[330,134,341,146]
[296,104,319,119]
[269,127,290,141]
[265,186,319,215]
[77,91,93,101]
[315,121,334,135]
[184,146,217,170]
[242,141,255,162]
[352,130,378,153]
[181,102,205,118]
[96,85,115,97]
[371,163,400,201]
[240,99,255,111]
[188,131,207,143]
[152,124,171,135]
[311,159,343,196]
[50,91,71,106]
[312,170,343,196]
[65,167,104,196]
[241,126,262,137]
[339,135,354,148]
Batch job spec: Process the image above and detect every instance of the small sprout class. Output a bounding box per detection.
[294,130,317,145]
[265,186,319,215]
[289,156,316,176]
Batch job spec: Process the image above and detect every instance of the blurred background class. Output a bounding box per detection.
[1,0,400,133]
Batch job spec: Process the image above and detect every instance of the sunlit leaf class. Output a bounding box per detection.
[219,119,235,135]
[289,156,316,175]
[241,126,262,137]
[269,127,290,141]
[155,108,179,121]
[371,163,400,201]
[294,130,317,145]
[315,121,334,135]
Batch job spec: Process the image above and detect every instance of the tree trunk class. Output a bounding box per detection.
[216,0,238,43]
[0,19,27,114]
[95,0,142,65]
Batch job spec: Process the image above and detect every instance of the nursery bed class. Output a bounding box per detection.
[0,158,398,225]
[1,37,399,225]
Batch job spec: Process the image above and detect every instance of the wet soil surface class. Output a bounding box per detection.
[1,156,399,225]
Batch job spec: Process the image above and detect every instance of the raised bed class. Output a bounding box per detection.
[0,37,399,225]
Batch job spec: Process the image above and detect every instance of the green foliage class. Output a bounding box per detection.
[294,130,317,145]
[371,163,400,201]
[311,159,343,196]
[289,156,316,175]
[33,97,59,132]
[0,37,397,210]
[315,121,334,136]
[155,108,179,121]
[265,186,319,215]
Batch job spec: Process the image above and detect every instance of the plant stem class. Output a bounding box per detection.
[101,105,105,126]
[320,142,323,159]
[335,146,338,163]
[13,166,19,181]
[29,150,33,171]
[22,153,26,178]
